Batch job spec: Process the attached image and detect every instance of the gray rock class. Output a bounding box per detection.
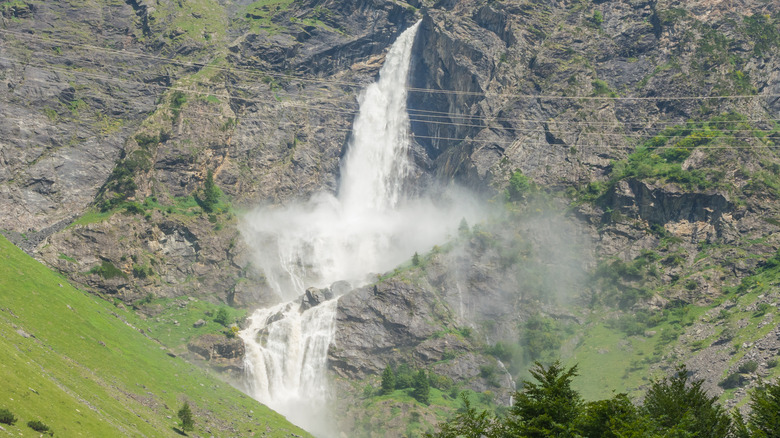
[300,286,332,312]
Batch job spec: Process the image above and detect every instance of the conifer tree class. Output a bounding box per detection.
[412,252,421,266]
[643,366,731,438]
[506,361,582,438]
[201,169,220,213]
[412,369,430,405]
[741,379,780,438]
[178,401,194,432]
[458,218,470,236]
[381,365,396,395]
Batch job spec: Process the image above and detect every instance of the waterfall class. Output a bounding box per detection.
[239,22,425,436]
[239,19,484,435]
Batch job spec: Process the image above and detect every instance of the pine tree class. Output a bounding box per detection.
[178,401,194,432]
[507,361,582,438]
[425,392,505,438]
[458,218,470,236]
[412,252,421,266]
[743,379,780,438]
[643,366,731,438]
[412,369,430,405]
[381,365,396,395]
[201,169,220,213]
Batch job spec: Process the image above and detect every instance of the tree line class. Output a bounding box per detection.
[427,361,780,438]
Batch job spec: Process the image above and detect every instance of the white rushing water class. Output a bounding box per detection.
[239,21,480,436]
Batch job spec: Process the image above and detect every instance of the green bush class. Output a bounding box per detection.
[214,307,230,327]
[134,133,159,150]
[479,364,501,388]
[170,91,187,120]
[428,373,453,391]
[767,358,778,368]
[520,315,562,362]
[0,408,17,425]
[738,360,759,374]
[608,314,647,336]
[591,79,616,97]
[754,303,771,317]
[505,170,533,202]
[395,363,414,389]
[484,342,512,362]
[591,10,603,26]
[27,419,52,434]
[89,260,127,280]
[719,372,744,389]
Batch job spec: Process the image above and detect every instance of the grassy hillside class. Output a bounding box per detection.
[0,235,311,437]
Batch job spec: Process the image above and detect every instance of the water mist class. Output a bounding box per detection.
[239,21,481,436]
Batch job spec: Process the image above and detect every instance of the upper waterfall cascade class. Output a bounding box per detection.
[239,20,478,436]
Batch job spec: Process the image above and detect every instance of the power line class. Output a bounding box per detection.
[4,53,780,130]
[3,108,778,154]
[3,28,780,101]
[5,63,780,148]
[7,73,778,143]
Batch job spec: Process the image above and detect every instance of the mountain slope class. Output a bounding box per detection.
[0,235,311,437]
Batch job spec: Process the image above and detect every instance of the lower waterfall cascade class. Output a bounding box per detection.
[238,20,480,436]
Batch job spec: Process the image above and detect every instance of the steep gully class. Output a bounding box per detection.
[238,22,474,435]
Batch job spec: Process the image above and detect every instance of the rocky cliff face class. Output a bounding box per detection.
[1,0,419,306]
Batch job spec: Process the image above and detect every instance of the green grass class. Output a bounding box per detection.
[138,298,246,353]
[244,0,296,34]
[0,235,311,437]
[565,322,659,400]
[68,208,116,227]
[354,386,495,438]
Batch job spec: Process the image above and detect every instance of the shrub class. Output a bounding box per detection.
[0,408,16,425]
[214,307,230,327]
[90,260,127,279]
[720,372,744,389]
[225,326,239,338]
[479,364,501,388]
[521,315,563,362]
[591,10,603,26]
[428,373,453,391]
[506,170,532,202]
[134,132,159,150]
[739,360,759,374]
[754,303,771,317]
[767,358,778,368]
[133,265,152,279]
[484,342,512,362]
[170,91,187,120]
[27,419,51,434]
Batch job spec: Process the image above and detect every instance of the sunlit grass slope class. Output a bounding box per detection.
[0,235,311,437]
